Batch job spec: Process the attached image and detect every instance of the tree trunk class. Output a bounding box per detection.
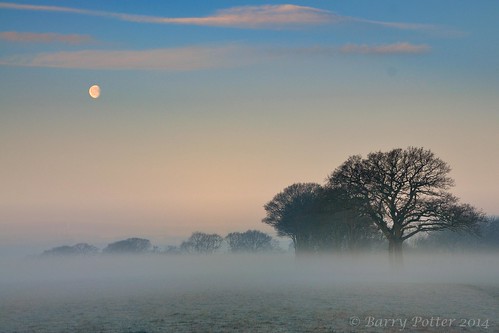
[294,237,309,257]
[388,238,404,268]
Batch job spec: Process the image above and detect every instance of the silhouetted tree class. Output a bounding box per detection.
[327,147,485,265]
[262,183,377,255]
[103,238,152,254]
[321,188,384,252]
[328,210,384,252]
[180,232,223,254]
[262,183,325,254]
[42,243,99,256]
[225,230,279,253]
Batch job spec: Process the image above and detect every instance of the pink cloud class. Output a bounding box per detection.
[0,3,336,29]
[0,42,431,71]
[0,31,93,44]
[0,45,259,70]
[120,5,338,28]
[339,42,430,55]
[0,2,440,32]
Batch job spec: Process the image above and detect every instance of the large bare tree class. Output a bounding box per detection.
[326,147,485,264]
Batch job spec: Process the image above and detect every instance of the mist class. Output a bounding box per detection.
[1,252,498,332]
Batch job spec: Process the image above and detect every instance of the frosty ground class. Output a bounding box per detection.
[1,253,497,333]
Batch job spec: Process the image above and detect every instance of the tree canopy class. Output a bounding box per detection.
[180,232,223,254]
[225,230,279,253]
[103,238,152,254]
[262,183,325,254]
[262,183,379,254]
[42,243,99,256]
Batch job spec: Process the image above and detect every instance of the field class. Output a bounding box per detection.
[1,254,498,333]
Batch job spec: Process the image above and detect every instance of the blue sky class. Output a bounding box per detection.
[0,1,498,252]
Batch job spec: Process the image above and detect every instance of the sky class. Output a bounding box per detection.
[0,1,498,253]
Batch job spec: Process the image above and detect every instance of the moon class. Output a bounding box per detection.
[89,85,100,99]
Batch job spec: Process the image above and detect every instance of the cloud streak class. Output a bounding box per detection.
[339,42,430,55]
[0,2,439,31]
[123,5,337,28]
[0,31,93,44]
[268,42,430,57]
[0,43,430,71]
[0,3,337,29]
[0,45,259,70]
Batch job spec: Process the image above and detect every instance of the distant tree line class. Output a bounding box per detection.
[262,147,488,262]
[41,218,499,257]
[41,243,100,256]
[40,230,282,256]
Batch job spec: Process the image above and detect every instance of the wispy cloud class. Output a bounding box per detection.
[357,19,464,37]
[124,5,337,28]
[0,31,93,44]
[0,42,430,70]
[268,43,430,57]
[339,42,430,55]
[0,45,259,70]
[358,20,436,32]
[0,2,442,32]
[0,3,336,29]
